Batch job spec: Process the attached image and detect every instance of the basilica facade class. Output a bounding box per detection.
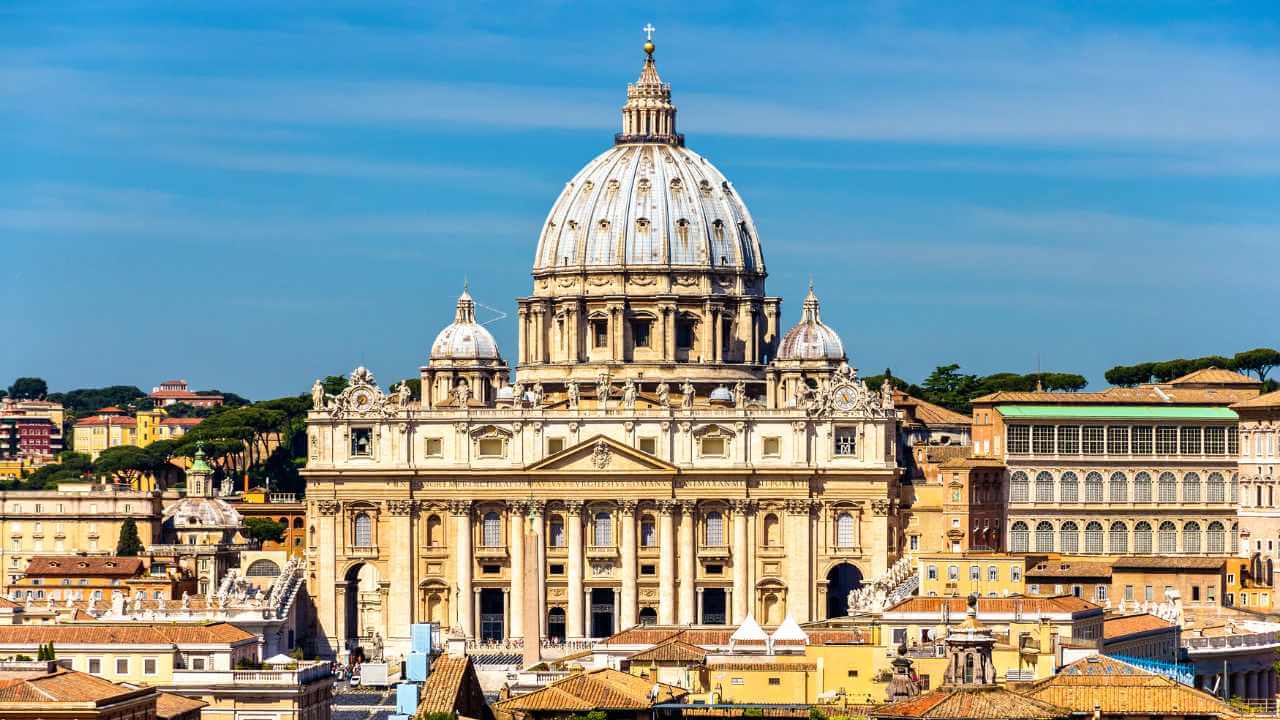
[303,39,902,659]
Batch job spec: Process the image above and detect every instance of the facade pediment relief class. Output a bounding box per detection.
[468,424,513,439]
[692,423,735,437]
[525,434,678,474]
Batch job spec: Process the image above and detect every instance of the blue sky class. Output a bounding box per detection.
[3,1,1277,400]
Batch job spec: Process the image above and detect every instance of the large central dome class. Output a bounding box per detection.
[531,45,764,277]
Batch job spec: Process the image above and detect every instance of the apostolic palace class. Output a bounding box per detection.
[302,39,902,658]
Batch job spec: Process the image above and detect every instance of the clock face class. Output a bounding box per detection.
[832,385,856,412]
[351,389,375,412]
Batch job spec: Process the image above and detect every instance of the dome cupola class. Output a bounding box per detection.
[430,285,501,362]
[777,283,845,362]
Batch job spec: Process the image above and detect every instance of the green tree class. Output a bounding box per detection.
[919,365,981,413]
[321,375,349,396]
[243,518,286,544]
[1035,372,1088,392]
[116,518,143,556]
[1233,348,1280,382]
[7,377,47,400]
[201,390,251,407]
[94,445,159,486]
[1104,363,1154,387]
[392,378,422,401]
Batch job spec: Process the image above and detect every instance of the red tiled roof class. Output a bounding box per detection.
[156,691,208,719]
[1019,655,1235,717]
[1102,614,1175,640]
[875,686,1067,720]
[628,639,710,663]
[0,622,254,646]
[159,418,203,426]
[0,667,144,704]
[1169,367,1260,387]
[602,625,867,647]
[74,415,136,427]
[23,556,144,578]
[494,668,685,712]
[888,596,1099,615]
[1233,389,1280,410]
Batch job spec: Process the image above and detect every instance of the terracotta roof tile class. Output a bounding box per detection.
[494,668,685,712]
[1111,556,1225,571]
[0,668,142,704]
[707,661,818,672]
[1169,367,1261,387]
[1233,389,1280,410]
[888,596,1099,616]
[156,691,208,719]
[23,556,144,578]
[1020,655,1234,717]
[0,622,254,646]
[628,639,709,663]
[602,626,866,647]
[1102,614,1175,640]
[875,686,1067,720]
[974,386,1255,406]
[896,392,973,427]
[1026,561,1112,579]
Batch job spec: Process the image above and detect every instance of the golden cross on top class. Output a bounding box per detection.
[643,23,656,41]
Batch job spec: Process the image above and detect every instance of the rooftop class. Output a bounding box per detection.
[1102,614,1175,640]
[0,622,255,646]
[156,691,208,719]
[494,668,686,713]
[997,405,1237,420]
[0,667,147,706]
[1233,388,1280,410]
[1019,655,1234,717]
[887,596,1100,616]
[1110,556,1226,571]
[22,556,144,578]
[874,686,1067,720]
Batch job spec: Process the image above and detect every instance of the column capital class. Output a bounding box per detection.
[564,500,585,516]
[729,499,757,515]
[509,500,530,515]
[525,499,546,516]
[448,500,473,517]
[385,499,418,516]
[618,500,639,515]
[676,499,698,515]
[655,499,680,515]
[783,498,817,516]
[314,500,340,516]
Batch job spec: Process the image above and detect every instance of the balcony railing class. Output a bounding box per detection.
[172,662,331,687]
[1184,630,1280,652]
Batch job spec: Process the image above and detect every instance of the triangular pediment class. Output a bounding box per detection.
[525,434,678,474]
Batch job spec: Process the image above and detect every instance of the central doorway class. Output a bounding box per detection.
[590,588,615,638]
[826,563,864,619]
[702,588,727,625]
[479,588,504,642]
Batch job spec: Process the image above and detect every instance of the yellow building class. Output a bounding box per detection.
[915,552,1031,598]
[0,482,161,594]
[73,407,201,463]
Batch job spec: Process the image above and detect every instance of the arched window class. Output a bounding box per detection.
[1010,522,1029,552]
[763,513,781,547]
[353,513,373,547]
[705,511,725,546]
[1060,472,1078,502]
[1231,522,1239,553]
[482,512,501,547]
[948,564,959,581]
[640,515,657,547]
[1085,472,1103,502]
[1060,522,1079,554]
[1183,472,1201,503]
[1158,473,1177,503]
[1010,472,1029,502]
[988,566,998,581]
[1134,521,1153,554]
[1231,473,1240,503]
[1085,521,1103,553]
[1109,472,1128,502]
[246,559,280,577]
[1207,521,1225,553]
[549,515,565,547]
[426,515,442,547]
[836,513,855,548]
[1184,522,1201,554]
[1035,521,1054,552]
[1134,472,1152,502]
[1035,472,1054,502]
[639,607,658,626]
[1207,472,1225,502]
[1109,522,1129,554]
[1158,521,1177,554]
[594,511,613,546]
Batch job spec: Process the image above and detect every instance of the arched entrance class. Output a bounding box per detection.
[638,607,657,626]
[343,563,382,656]
[826,563,864,619]
[547,607,565,642]
[702,588,727,625]
[590,588,615,638]
[479,588,504,642]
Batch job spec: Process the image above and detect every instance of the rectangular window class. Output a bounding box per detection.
[424,437,443,457]
[1228,426,1239,455]
[549,563,565,575]
[115,658,128,675]
[482,565,500,575]
[1011,567,1022,582]
[1180,426,1202,455]
[191,657,205,670]
[478,438,505,458]
[1155,426,1178,454]
[1007,425,1030,454]
[631,320,651,348]
[1082,426,1104,454]
[591,319,608,348]
[144,658,157,675]
[705,564,723,575]
[762,437,781,458]
[834,428,856,456]
[1192,586,1201,602]
[640,564,656,576]
[547,438,565,455]
[1145,585,1153,602]
[1131,426,1153,454]
[1028,583,1040,595]
[1032,425,1055,454]
[701,437,726,457]
[768,678,781,686]
[88,658,101,674]
[1056,425,1079,454]
[638,437,657,455]
[350,428,373,457]
[1106,426,1129,455]
[1204,426,1226,455]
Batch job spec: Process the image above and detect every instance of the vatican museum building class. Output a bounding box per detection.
[303,41,903,659]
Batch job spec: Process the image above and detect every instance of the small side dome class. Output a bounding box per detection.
[709,386,733,404]
[495,385,515,404]
[777,284,845,361]
[431,286,501,362]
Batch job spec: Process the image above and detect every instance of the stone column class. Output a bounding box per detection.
[566,501,585,640]
[696,587,705,624]
[314,500,340,655]
[386,500,416,652]
[450,501,474,638]
[784,499,812,622]
[731,500,751,623]
[529,502,546,635]
[619,501,638,630]
[509,503,526,640]
[503,588,511,641]
[658,501,677,624]
[678,501,697,625]
[473,588,482,639]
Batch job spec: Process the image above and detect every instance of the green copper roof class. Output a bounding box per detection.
[998,405,1238,420]
[189,442,213,474]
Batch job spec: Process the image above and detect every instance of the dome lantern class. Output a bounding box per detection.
[617,25,681,146]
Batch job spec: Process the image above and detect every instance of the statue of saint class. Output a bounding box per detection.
[733,380,747,408]
[531,383,545,408]
[397,381,411,407]
[681,381,695,410]
[454,380,472,406]
[655,382,670,409]
[596,374,611,408]
[566,380,580,410]
[512,382,525,407]
[622,379,637,409]
[311,379,326,410]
